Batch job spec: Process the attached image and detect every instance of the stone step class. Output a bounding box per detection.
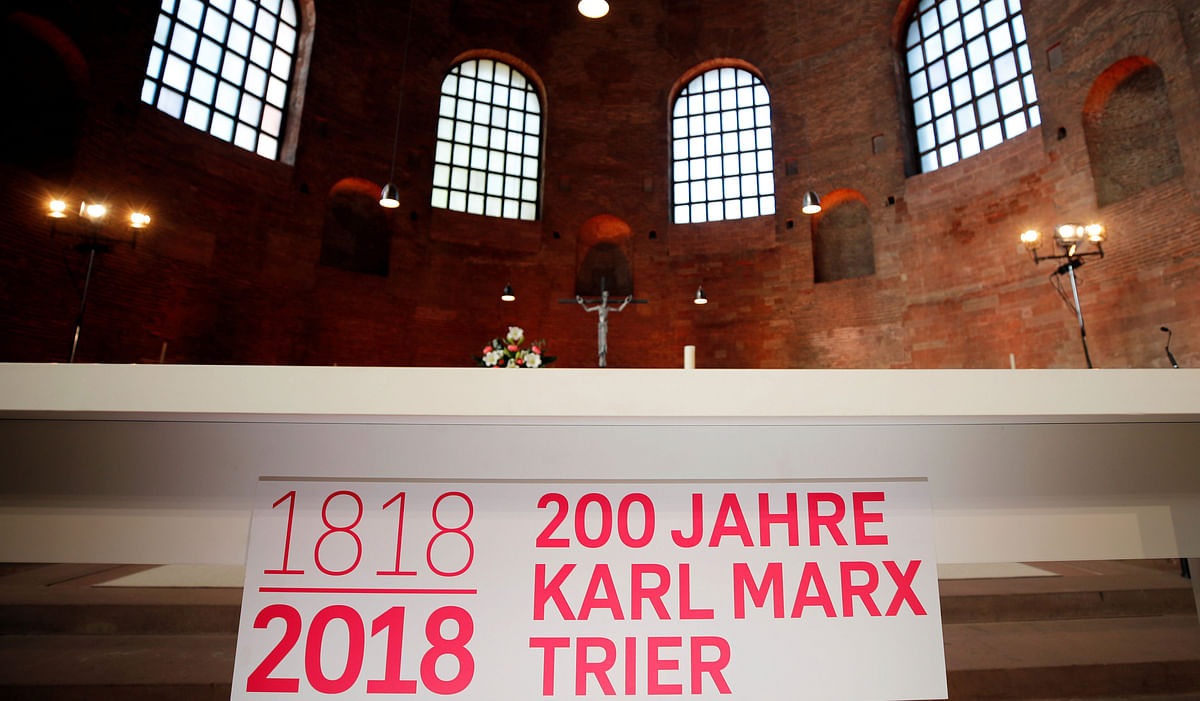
[940,586,1197,624]
[942,615,1200,699]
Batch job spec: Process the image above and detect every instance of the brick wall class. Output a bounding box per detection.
[1,0,1197,369]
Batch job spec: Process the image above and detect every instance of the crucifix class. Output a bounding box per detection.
[560,278,647,367]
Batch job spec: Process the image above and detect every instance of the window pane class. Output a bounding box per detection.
[227,23,250,54]
[163,54,191,91]
[981,122,1003,148]
[210,112,234,141]
[190,69,216,103]
[266,76,286,107]
[239,94,261,123]
[197,39,222,72]
[221,53,246,84]
[177,0,203,27]
[184,100,209,129]
[994,51,1017,83]
[978,93,999,123]
[955,105,977,132]
[1003,111,1027,137]
[960,132,981,158]
[215,80,239,113]
[171,25,198,59]
[917,124,936,151]
[255,134,277,159]
[245,64,267,96]
[947,48,968,78]
[147,47,165,79]
[157,87,185,118]
[233,0,255,26]
[261,105,282,135]
[255,12,277,40]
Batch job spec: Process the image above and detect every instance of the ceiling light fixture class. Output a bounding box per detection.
[794,0,821,215]
[801,190,822,215]
[578,0,610,19]
[379,3,416,208]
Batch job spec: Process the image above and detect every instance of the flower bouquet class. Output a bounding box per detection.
[476,326,555,368]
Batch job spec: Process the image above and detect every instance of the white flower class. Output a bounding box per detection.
[506,326,524,344]
[482,350,504,366]
[523,351,542,368]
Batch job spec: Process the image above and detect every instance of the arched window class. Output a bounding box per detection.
[142,0,300,160]
[904,0,1040,173]
[431,57,543,221]
[671,66,774,224]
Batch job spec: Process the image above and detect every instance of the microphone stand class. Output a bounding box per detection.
[1162,326,1179,368]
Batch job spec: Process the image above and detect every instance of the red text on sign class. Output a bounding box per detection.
[668,491,890,548]
[529,635,731,696]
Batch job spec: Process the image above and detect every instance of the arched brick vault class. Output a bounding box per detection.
[320,178,391,277]
[1,12,89,178]
[811,189,874,284]
[1082,57,1184,208]
[0,0,1199,370]
[576,214,634,297]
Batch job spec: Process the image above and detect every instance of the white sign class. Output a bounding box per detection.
[232,479,946,699]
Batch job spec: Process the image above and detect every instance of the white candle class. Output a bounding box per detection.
[684,345,696,369]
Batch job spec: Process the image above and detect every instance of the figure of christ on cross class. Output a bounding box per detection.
[560,279,647,367]
[575,288,632,368]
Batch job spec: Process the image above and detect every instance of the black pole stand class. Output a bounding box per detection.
[68,241,111,363]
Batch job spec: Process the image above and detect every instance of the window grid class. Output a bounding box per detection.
[670,67,775,224]
[142,0,297,160]
[905,0,1040,173]
[430,59,542,221]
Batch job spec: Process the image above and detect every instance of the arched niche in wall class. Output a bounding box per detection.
[319,178,391,277]
[0,12,89,180]
[1083,56,1183,208]
[576,214,633,297]
[811,189,875,284]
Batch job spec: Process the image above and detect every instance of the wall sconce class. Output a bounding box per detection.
[501,283,516,302]
[1019,222,1107,368]
[46,196,153,362]
[693,285,708,305]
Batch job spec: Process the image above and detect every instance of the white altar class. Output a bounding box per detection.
[0,364,1198,567]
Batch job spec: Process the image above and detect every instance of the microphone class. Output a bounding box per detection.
[1161,327,1178,368]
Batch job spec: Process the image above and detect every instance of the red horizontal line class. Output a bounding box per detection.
[260,587,477,595]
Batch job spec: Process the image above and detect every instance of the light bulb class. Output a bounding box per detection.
[578,0,609,19]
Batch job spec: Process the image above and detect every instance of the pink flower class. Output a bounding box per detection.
[531,345,541,354]
[516,357,525,365]
[483,345,493,353]
[507,344,518,352]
